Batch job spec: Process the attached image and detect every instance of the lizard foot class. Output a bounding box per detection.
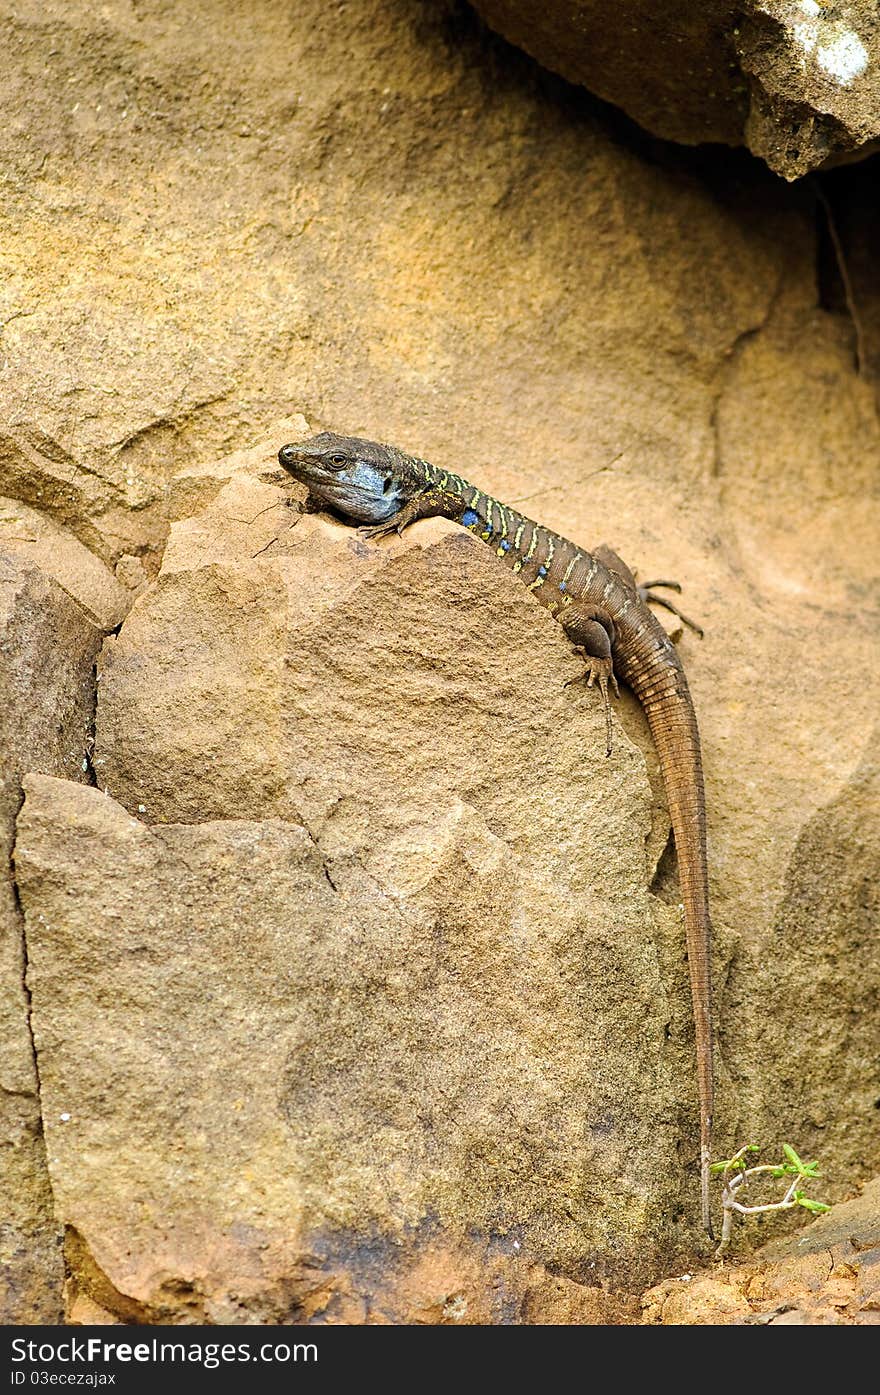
[564,656,620,757]
[357,520,402,542]
[357,491,437,543]
[637,579,704,637]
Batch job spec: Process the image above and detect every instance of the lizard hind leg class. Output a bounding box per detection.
[637,582,704,638]
[566,659,618,758]
[593,544,704,638]
[560,604,620,757]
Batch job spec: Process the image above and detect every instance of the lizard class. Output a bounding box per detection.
[278,430,715,1237]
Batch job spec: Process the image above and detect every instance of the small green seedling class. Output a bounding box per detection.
[711,1142,830,1257]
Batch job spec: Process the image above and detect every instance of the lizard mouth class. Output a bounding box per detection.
[278,444,316,479]
[278,443,304,469]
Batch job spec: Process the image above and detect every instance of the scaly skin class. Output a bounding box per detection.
[279,431,715,1236]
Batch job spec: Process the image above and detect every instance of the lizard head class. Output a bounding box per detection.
[278,432,403,524]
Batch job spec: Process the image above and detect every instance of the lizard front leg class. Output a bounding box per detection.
[559,603,620,757]
[358,487,447,540]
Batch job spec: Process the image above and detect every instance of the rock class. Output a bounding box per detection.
[0,426,171,570]
[0,550,106,1322]
[0,0,795,577]
[20,416,868,1314]
[62,484,699,1305]
[472,1,880,179]
[739,3,880,180]
[645,1274,753,1325]
[0,499,133,629]
[521,1273,640,1325]
[16,773,655,1320]
[473,1,748,147]
[806,159,880,398]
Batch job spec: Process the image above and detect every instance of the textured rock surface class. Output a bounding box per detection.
[0,0,795,576]
[1,0,878,1324]
[472,1,880,179]
[0,551,107,1322]
[472,1,748,147]
[644,1177,880,1324]
[740,2,880,179]
[16,773,645,1322]
[74,477,696,1293]
[0,500,131,630]
[35,419,880,1313]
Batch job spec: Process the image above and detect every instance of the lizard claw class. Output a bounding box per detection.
[357,520,398,542]
[565,656,619,756]
[638,580,704,638]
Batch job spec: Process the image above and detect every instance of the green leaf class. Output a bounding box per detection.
[782,1143,805,1170]
[769,1167,787,1178]
[797,1198,831,1213]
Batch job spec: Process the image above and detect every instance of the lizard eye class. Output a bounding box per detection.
[328,454,348,469]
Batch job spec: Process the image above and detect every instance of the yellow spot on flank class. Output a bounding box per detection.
[528,576,546,591]
[481,530,492,541]
[438,473,448,489]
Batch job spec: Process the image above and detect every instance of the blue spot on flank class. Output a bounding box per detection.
[461,509,479,528]
[538,565,547,577]
[559,581,566,592]
[500,540,511,551]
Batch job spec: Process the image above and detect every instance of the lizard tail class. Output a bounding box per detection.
[625,658,715,1238]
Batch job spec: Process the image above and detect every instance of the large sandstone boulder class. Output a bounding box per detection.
[17,773,647,1322]
[17,460,693,1317]
[472,1,880,179]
